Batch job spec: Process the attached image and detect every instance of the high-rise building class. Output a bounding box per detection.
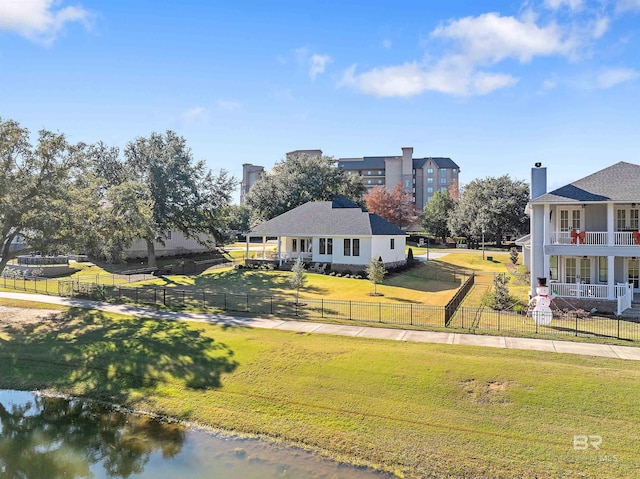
[240,163,265,204]
[337,147,460,211]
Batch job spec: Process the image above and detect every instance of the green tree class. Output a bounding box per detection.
[289,257,307,304]
[246,153,365,221]
[366,257,386,296]
[448,175,529,247]
[0,118,94,276]
[421,189,455,243]
[493,273,511,310]
[510,246,519,265]
[226,204,253,234]
[124,131,236,268]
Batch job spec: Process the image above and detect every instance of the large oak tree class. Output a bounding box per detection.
[448,175,529,246]
[121,131,236,268]
[0,118,93,276]
[245,153,365,221]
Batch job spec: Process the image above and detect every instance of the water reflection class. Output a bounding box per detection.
[0,390,185,478]
[0,391,390,479]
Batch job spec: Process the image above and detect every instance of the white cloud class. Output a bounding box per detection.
[181,107,208,125]
[216,99,242,111]
[592,16,609,38]
[309,54,332,79]
[339,58,518,97]
[616,0,640,12]
[294,48,332,79]
[538,78,558,93]
[471,72,519,94]
[544,0,584,10]
[594,68,639,89]
[0,0,91,45]
[340,12,577,97]
[431,12,576,64]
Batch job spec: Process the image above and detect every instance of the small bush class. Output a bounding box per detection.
[510,247,519,265]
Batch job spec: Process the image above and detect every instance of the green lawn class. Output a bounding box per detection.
[131,260,468,306]
[0,306,638,478]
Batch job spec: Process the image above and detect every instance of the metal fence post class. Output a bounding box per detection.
[182,290,186,306]
[349,301,352,321]
[163,288,166,306]
[498,310,501,331]
[224,293,227,311]
[270,296,273,314]
[154,288,157,304]
[575,314,578,336]
[410,303,413,326]
[379,302,382,322]
[203,291,206,309]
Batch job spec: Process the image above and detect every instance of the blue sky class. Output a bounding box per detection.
[1,0,639,202]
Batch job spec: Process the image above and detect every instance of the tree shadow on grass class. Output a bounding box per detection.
[0,308,238,405]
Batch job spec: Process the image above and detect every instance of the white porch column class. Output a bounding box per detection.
[277,237,282,267]
[607,202,615,246]
[608,255,615,299]
[530,204,545,296]
[262,236,266,259]
[543,204,551,281]
[245,236,250,261]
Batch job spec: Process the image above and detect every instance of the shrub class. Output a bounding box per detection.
[509,247,519,265]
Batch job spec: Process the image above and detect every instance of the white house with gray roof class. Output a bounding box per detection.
[526,161,640,314]
[247,196,407,271]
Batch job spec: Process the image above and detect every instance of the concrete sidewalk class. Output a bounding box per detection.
[2,291,640,361]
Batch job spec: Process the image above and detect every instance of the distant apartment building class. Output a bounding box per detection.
[240,147,459,212]
[240,163,265,204]
[286,149,323,160]
[337,147,460,211]
[240,151,323,204]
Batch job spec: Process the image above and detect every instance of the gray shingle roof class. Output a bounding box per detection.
[337,157,386,170]
[531,161,640,204]
[249,196,406,237]
[337,156,459,171]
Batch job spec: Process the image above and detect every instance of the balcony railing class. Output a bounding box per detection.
[549,282,632,303]
[550,282,609,299]
[549,231,640,246]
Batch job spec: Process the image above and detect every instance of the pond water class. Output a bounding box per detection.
[0,390,391,479]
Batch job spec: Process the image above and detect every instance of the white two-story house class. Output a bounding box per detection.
[527,162,639,314]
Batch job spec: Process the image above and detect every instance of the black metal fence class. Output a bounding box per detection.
[3,274,640,343]
[445,273,475,326]
[111,286,446,327]
[449,306,640,342]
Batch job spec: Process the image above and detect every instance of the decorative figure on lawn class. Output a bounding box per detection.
[530,277,553,326]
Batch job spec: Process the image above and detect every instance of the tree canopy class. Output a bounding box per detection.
[0,118,95,276]
[365,183,418,229]
[0,119,237,274]
[448,175,529,246]
[421,189,455,243]
[120,131,236,268]
[245,153,365,221]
